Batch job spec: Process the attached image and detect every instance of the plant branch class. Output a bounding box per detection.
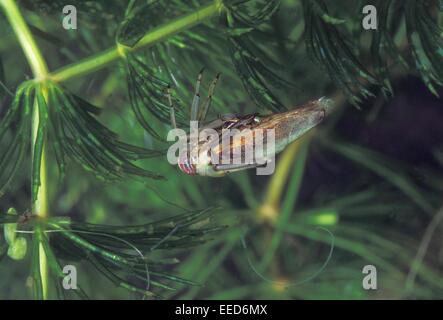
[0,0,49,80]
[257,134,312,223]
[0,0,50,299]
[51,1,223,83]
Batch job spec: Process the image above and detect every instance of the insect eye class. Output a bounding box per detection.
[178,154,196,175]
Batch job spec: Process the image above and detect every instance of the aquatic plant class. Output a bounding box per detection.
[0,0,442,299]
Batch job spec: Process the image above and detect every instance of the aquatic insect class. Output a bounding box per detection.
[167,70,334,177]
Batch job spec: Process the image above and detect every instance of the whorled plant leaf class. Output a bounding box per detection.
[222,0,290,112]
[405,0,443,96]
[116,0,225,97]
[117,0,164,48]
[0,82,33,198]
[222,0,281,28]
[371,0,410,98]
[116,0,202,48]
[117,0,203,138]
[125,53,186,140]
[44,82,165,181]
[302,0,381,106]
[116,0,210,73]
[0,80,165,201]
[0,207,221,298]
[28,207,223,297]
[38,229,89,299]
[21,0,125,28]
[118,0,289,133]
[227,35,290,112]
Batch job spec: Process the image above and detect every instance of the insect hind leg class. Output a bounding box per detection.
[214,161,268,173]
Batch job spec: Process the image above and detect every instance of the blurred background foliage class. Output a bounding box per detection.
[0,0,442,299]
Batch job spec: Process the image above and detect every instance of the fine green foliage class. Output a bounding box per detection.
[117,0,293,138]
[405,0,443,96]
[303,0,380,105]
[38,208,219,299]
[1,207,222,299]
[45,83,165,181]
[370,0,405,97]
[0,83,32,198]
[125,53,187,139]
[0,81,165,203]
[223,0,290,112]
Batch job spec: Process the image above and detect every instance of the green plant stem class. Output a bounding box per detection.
[0,0,50,299]
[0,0,48,80]
[51,1,223,83]
[258,134,312,222]
[258,139,310,272]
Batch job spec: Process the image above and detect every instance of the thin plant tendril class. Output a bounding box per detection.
[240,226,335,288]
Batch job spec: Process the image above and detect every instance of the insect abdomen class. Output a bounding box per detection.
[257,97,334,153]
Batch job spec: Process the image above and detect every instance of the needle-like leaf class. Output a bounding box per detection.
[46,82,165,180]
[303,0,381,106]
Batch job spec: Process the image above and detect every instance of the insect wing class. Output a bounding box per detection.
[254,98,333,153]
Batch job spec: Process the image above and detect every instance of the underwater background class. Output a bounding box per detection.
[0,0,442,299]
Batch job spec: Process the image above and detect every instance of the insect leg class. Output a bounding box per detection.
[229,113,259,129]
[191,68,204,122]
[166,85,177,129]
[214,162,267,172]
[198,72,221,123]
